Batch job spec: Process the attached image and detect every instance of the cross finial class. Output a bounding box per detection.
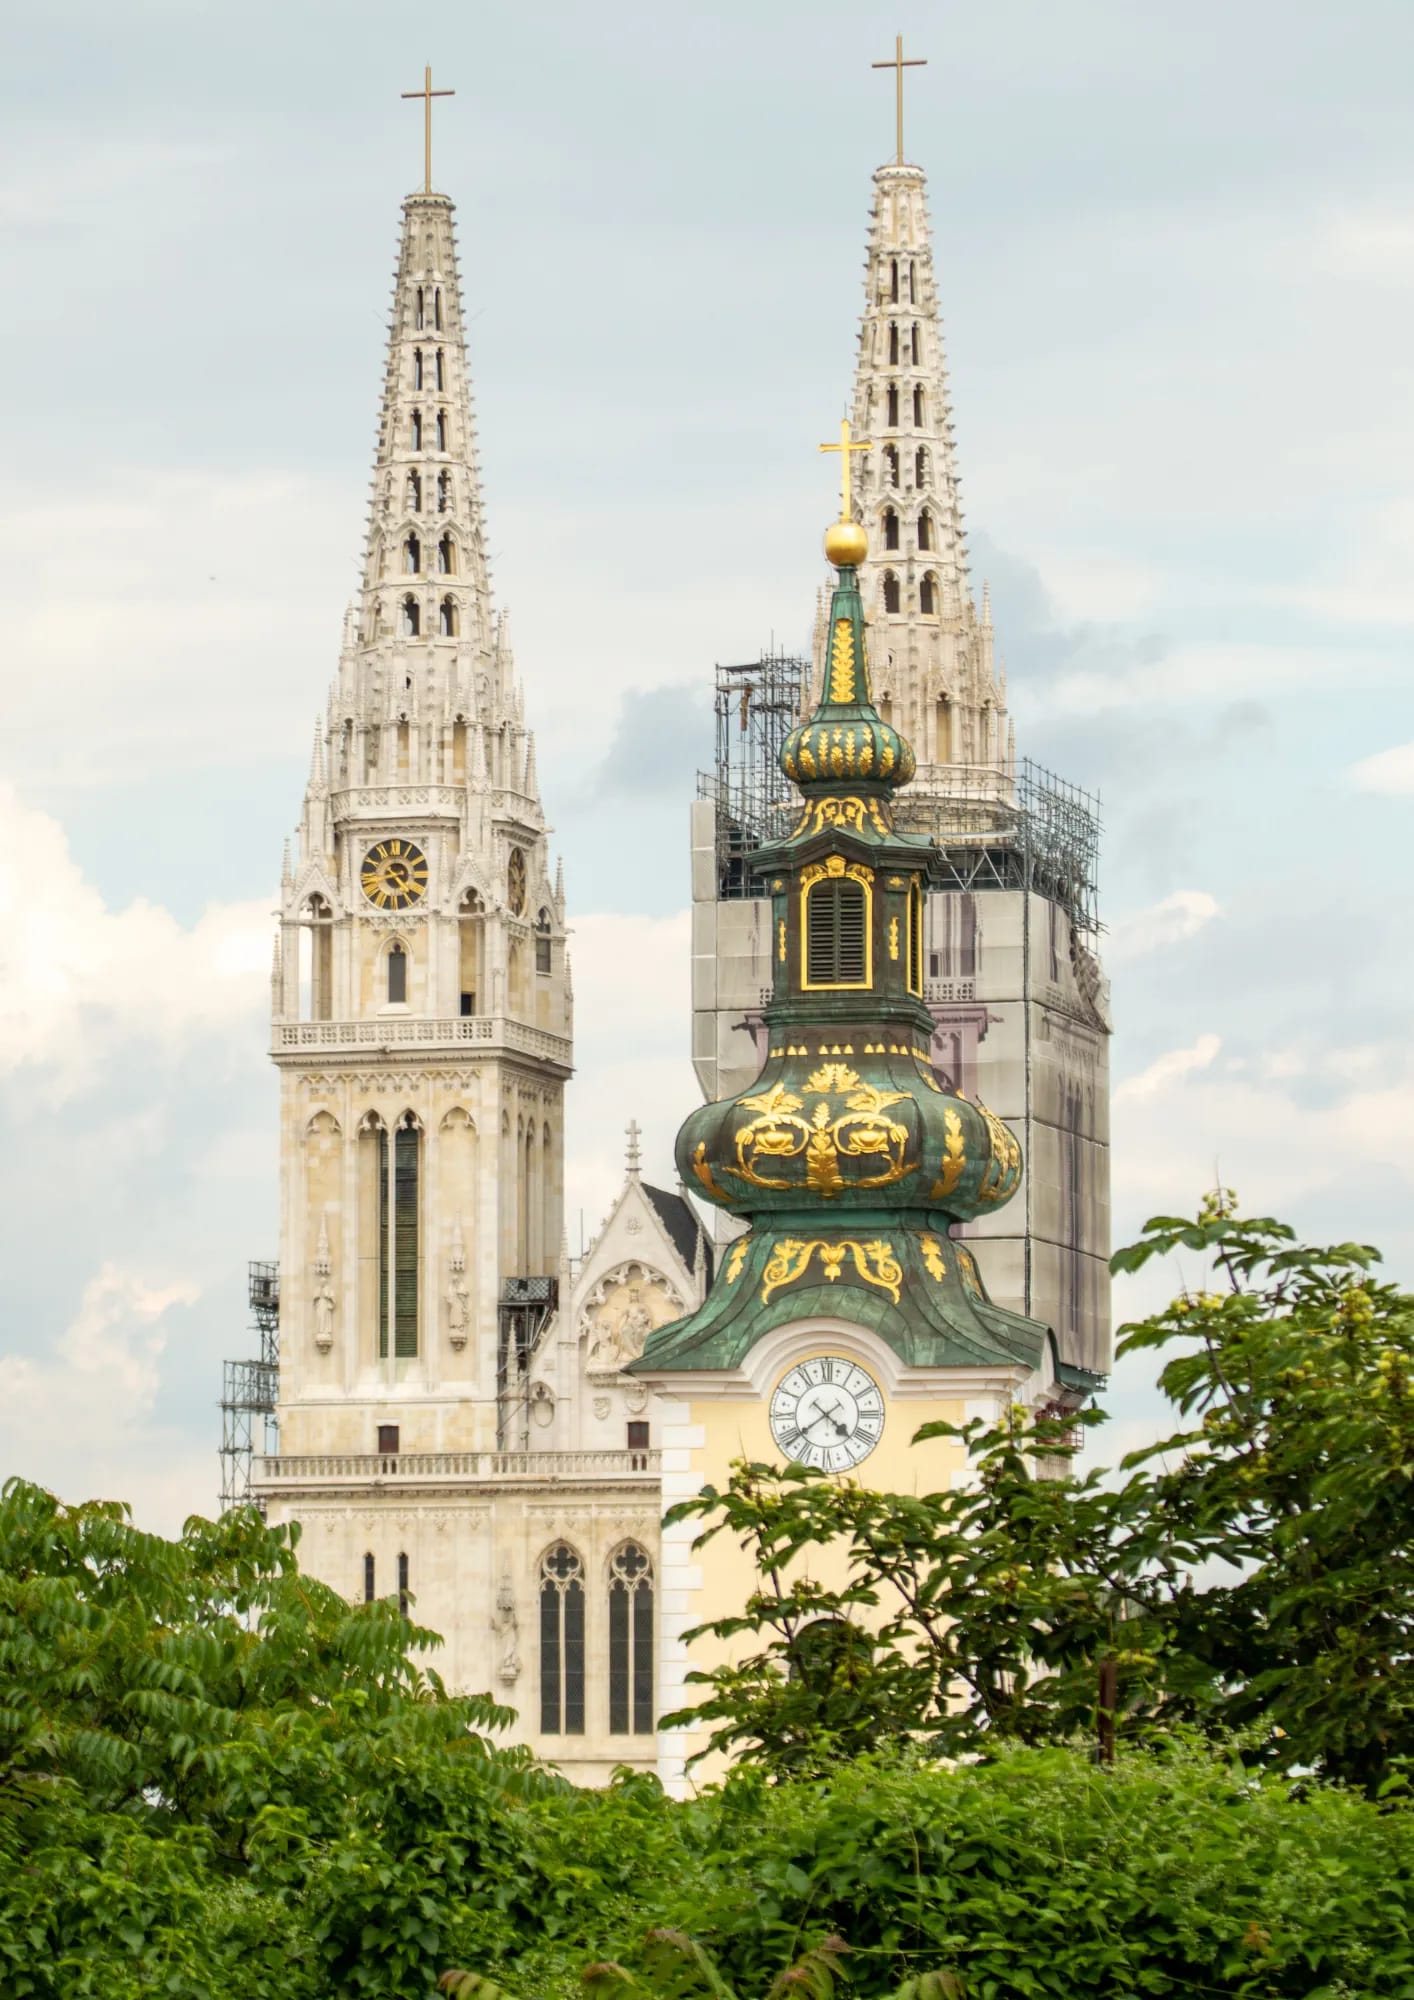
[625,1119,642,1175]
[872,34,927,166]
[401,64,455,196]
[818,418,872,523]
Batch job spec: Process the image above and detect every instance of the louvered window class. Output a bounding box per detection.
[805,878,868,988]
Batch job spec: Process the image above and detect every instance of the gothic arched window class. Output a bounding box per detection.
[886,385,899,428]
[435,348,445,389]
[883,570,901,615]
[608,1543,654,1735]
[436,411,448,451]
[911,324,922,364]
[387,942,408,1005]
[915,446,928,487]
[437,470,450,513]
[908,261,916,303]
[434,287,443,330]
[416,286,425,330]
[913,386,925,427]
[399,596,420,638]
[889,257,899,303]
[535,907,552,974]
[883,508,899,552]
[888,321,899,363]
[413,348,423,390]
[411,409,422,451]
[438,534,456,575]
[403,534,420,575]
[803,874,869,989]
[439,596,458,637]
[920,571,938,617]
[539,1543,585,1735]
[918,508,933,551]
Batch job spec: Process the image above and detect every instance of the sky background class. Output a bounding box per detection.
[1,0,1412,1530]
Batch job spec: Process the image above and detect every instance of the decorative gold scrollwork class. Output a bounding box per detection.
[828,617,856,703]
[725,1237,750,1284]
[919,1234,947,1282]
[760,1237,903,1306]
[976,1101,1022,1205]
[729,1065,915,1198]
[957,1246,984,1300]
[691,1141,732,1202]
[790,795,894,839]
[929,1106,967,1198]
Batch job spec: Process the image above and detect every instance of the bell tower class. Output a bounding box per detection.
[263,171,571,1468]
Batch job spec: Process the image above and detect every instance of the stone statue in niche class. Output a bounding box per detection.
[445,1217,470,1349]
[312,1215,336,1351]
[493,1572,521,1684]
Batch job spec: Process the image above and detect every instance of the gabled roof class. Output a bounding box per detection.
[642,1183,714,1286]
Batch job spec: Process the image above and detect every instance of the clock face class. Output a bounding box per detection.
[770,1356,884,1470]
[361,838,429,910]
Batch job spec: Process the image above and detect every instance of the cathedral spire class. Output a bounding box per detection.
[823,89,1012,818]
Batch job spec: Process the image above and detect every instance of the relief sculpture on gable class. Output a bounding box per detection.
[581,1262,681,1377]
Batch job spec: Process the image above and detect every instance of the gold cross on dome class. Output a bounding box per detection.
[401,65,455,195]
[872,35,927,166]
[818,419,872,521]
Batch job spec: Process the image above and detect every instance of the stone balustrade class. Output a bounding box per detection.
[255,1447,659,1488]
[271,1015,571,1068]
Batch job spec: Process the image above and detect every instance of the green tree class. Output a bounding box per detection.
[664,1198,1414,1794]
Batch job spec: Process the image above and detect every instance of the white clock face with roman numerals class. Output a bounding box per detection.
[769,1355,884,1470]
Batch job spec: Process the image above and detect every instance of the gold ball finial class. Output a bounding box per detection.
[825,519,868,567]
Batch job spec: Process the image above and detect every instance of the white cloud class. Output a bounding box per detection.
[1115,1032,1222,1103]
[0,785,271,1094]
[1108,890,1219,962]
[1350,740,1414,794]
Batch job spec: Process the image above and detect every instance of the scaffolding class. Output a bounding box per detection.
[219,1262,280,1513]
[697,649,811,898]
[496,1275,559,1448]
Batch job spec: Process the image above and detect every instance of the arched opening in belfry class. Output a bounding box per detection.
[535,907,552,975]
[908,261,916,303]
[437,470,450,513]
[889,258,899,303]
[458,888,484,1015]
[803,874,869,988]
[884,445,899,489]
[403,534,420,574]
[413,349,424,390]
[911,324,922,364]
[913,386,925,427]
[439,596,458,638]
[411,410,422,451]
[436,410,447,451]
[915,446,928,487]
[883,571,901,615]
[400,596,420,638]
[387,941,408,1006]
[920,571,938,616]
[406,470,422,512]
[435,348,445,389]
[438,534,456,575]
[918,508,933,551]
[886,385,899,428]
[888,322,899,363]
[883,508,900,552]
[434,287,443,330]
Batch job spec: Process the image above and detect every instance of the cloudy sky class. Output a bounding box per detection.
[2,0,1411,1529]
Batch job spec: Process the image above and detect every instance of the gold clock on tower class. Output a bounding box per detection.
[361,838,429,910]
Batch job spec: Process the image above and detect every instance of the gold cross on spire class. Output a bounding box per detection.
[401,65,455,195]
[819,418,872,522]
[872,34,927,166]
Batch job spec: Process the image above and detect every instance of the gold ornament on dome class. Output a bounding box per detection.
[929,1107,967,1198]
[976,1102,1023,1204]
[728,1067,914,1199]
[725,1237,750,1284]
[761,1236,902,1306]
[828,619,857,703]
[919,1234,948,1282]
[791,795,892,839]
[691,1141,731,1201]
[957,1246,984,1301]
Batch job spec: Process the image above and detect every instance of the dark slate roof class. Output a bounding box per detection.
[642,1183,714,1284]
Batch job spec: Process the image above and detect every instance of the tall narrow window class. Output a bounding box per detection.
[883,508,899,551]
[439,597,457,637]
[436,411,447,451]
[387,942,408,1004]
[890,257,899,303]
[915,446,928,487]
[883,571,901,614]
[434,287,443,330]
[918,508,933,551]
[907,880,924,996]
[535,908,552,974]
[435,348,445,389]
[936,695,952,763]
[908,261,916,302]
[416,287,425,330]
[411,410,422,451]
[406,470,422,512]
[888,322,899,363]
[804,876,869,988]
[920,572,938,616]
[437,534,456,574]
[413,348,424,389]
[437,470,450,512]
[911,324,922,364]
[885,445,899,489]
[363,1552,375,1602]
[378,1119,420,1358]
[886,385,899,427]
[608,1544,654,1735]
[913,386,925,426]
[397,1551,409,1617]
[400,596,420,638]
[403,534,420,574]
[539,1544,585,1735]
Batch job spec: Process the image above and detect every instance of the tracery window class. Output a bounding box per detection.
[539,1543,585,1735]
[883,570,901,614]
[608,1543,654,1735]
